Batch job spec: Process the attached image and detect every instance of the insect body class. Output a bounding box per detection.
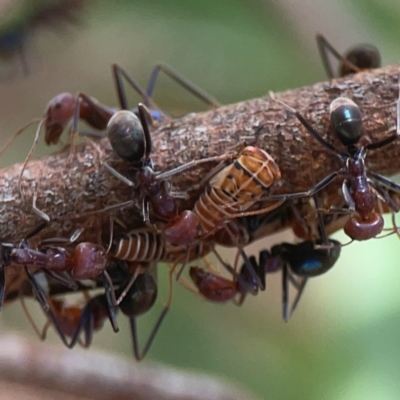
[106,104,235,223]
[273,95,400,241]
[21,291,112,349]
[11,242,107,280]
[189,239,341,321]
[316,34,381,79]
[42,63,220,146]
[163,145,284,248]
[112,228,212,265]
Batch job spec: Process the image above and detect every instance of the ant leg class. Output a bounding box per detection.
[288,277,308,319]
[130,265,172,361]
[146,64,221,109]
[102,272,120,333]
[42,269,78,290]
[0,118,42,157]
[17,118,46,194]
[68,303,95,348]
[137,103,153,157]
[267,169,342,202]
[104,266,141,307]
[112,64,164,119]
[155,152,236,181]
[31,191,50,222]
[103,162,135,187]
[366,86,400,150]
[369,172,400,194]
[270,93,341,155]
[24,267,71,347]
[316,34,360,79]
[368,177,399,211]
[282,262,289,322]
[19,284,44,339]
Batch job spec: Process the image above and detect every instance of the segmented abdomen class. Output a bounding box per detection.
[113,229,212,263]
[113,230,168,262]
[194,146,281,235]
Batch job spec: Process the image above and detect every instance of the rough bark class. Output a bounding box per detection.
[1,64,399,295]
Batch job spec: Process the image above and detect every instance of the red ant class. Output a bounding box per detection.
[24,258,174,360]
[316,33,381,79]
[270,92,400,241]
[20,287,111,349]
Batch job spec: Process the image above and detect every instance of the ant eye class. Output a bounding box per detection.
[330,97,363,146]
[107,110,145,163]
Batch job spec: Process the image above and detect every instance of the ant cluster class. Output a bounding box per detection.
[1,34,400,360]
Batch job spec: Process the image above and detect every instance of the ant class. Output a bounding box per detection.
[5,63,220,206]
[3,62,219,158]
[188,238,341,321]
[270,92,400,241]
[107,106,286,287]
[188,183,342,320]
[112,263,173,361]
[20,286,112,349]
[106,104,237,223]
[24,259,174,360]
[316,33,381,79]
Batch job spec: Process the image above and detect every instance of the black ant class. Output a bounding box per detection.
[316,33,381,79]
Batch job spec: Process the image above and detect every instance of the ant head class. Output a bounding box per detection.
[72,243,107,280]
[330,97,363,147]
[44,92,75,145]
[107,110,145,164]
[340,44,381,77]
[189,267,237,302]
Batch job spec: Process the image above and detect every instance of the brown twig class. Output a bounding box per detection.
[0,65,399,244]
[0,333,259,400]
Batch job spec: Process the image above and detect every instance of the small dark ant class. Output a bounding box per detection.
[270,93,400,241]
[316,33,381,79]
[113,263,172,361]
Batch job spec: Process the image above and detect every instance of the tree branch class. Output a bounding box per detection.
[0,334,258,400]
[0,65,399,296]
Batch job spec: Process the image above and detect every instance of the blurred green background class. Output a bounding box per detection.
[1,0,400,399]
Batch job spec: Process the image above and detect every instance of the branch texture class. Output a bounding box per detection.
[0,64,399,295]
